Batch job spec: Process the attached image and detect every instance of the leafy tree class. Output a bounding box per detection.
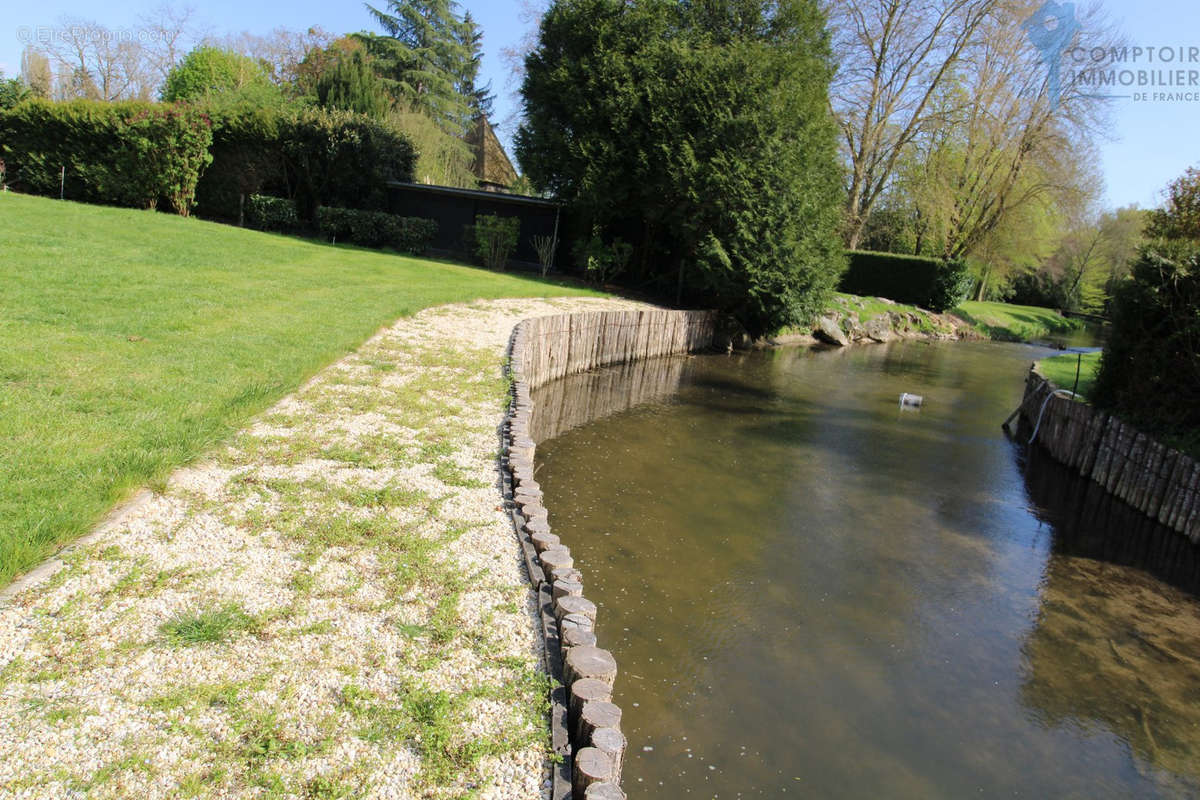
[1092,167,1200,452]
[162,46,277,103]
[1146,167,1200,243]
[315,49,391,118]
[457,11,494,116]
[359,0,475,133]
[0,74,31,109]
[517,0,844,336]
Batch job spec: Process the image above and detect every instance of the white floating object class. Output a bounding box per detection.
[899,392,924,408]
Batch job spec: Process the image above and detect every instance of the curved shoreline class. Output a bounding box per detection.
[501,309,717,798]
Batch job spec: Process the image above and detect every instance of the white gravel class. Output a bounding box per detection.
[0,296,649,800]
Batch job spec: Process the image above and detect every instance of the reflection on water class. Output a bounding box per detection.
[1021,448,1200,795]
[534,341,1200,798]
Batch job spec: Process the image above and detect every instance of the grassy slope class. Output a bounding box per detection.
[0,193,601,584]
[1036,352,1102,399]
[952,300,1080,342]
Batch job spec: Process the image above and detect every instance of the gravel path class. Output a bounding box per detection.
[0,296,647,800]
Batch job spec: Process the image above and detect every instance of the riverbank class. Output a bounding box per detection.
[0,296,647,800]
[762,293,977,348]
[764,296,1083,349]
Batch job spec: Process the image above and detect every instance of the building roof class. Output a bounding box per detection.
[465,115,519,191]
[385,180,559,208]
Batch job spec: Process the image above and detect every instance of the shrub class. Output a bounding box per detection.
[315,206,437,253]
[573,233,631,286]
[193,101,287,222]
[516,0,844,336]
[282,108,417,222]
[247,195,299,232]
[1092,242,1200,451]
[473,214,520,270]
[531,234,557,277]
[194,104,416,224]
[839,250,972,312]
[0,99,212,214]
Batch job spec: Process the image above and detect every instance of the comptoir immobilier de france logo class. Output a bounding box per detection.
[1023,0,1081,107]
[1025,0,1200,105]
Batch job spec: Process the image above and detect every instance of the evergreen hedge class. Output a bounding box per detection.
[1092,242,1200,452]
[315,206,437,254]
[195,105,416,223]
[0,99,213,215]
[839,250,973,312]
[246,195,300,232]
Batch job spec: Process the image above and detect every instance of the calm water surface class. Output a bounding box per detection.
[534,341,1200,799]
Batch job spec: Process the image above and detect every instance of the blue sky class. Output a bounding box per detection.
[1,0,1197,210]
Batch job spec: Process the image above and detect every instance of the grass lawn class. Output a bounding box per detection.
[952,300,1080,342]
[1037,351,1102,399]
[0,192,602,586]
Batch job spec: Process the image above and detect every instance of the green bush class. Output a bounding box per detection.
[193,101,287,222]
[282,108,416,222]
[573,233,631,286]
[194,104,416,224]
[315,206,437,253]
[839,250,972,312]
[163,47,276,103]
[0,99,212,214]
[1092,242,1200,452]
[473,214,520,270]
[246,195,299,232]
[516,0,845,336]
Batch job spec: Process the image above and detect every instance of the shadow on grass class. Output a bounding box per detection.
[951,304,1078,343]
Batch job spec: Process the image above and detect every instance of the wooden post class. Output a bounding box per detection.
[569,679,613,727]
[553,578,584,599]
[573,748,614,796]
[584,783,627,800]
[565,646,618,688]
[555,595,597,623]
[591,727,627,782]
[540,547,574,582]
[575,699,622,746]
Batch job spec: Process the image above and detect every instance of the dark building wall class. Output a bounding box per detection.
[386,181,568,270]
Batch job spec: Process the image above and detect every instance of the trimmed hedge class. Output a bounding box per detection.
[1092,242,1200,452]
[315,206,437,254]
[195,104,416,223]
[0,99,212,215]
[246,195,300,232]
[194,102,286,222]
[839,250,973,312]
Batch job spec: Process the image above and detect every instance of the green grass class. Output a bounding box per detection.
[159,603,258,646]
[1037,351,1102,400]
[0,192,602,586]
[951,300,1080,342]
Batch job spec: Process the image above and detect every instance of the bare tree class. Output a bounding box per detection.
[830,0,1119,257]
[139,2,206,88]
[917,0,1114,259]
[497,0,549,137]
[828,0,999,248]
[214,26,334,91]
[36,17,155,100]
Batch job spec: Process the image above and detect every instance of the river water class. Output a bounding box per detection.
[534,340,1200,799]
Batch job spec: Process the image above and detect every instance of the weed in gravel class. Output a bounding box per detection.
[160,603,258,646]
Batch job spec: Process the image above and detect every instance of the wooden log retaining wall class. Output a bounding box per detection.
[501,309,717,800]
[1018,367,1200,544]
